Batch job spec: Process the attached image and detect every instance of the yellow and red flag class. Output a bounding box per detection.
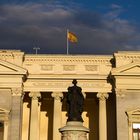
[67,31,78,43]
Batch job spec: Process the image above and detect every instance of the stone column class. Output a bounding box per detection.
[97,92,109,140]
[4,121,8,140]
[29,92,41,140]
[38,102,41,137]
[10,88,23,140]
[51,92,63,140]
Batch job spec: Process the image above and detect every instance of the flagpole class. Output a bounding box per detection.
[67,29,69,55]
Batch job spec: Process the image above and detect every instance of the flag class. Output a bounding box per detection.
[67,31,78,43]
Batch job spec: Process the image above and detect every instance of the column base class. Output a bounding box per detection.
[59,121,89,140]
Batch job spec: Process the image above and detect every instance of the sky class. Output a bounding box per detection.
[0,0,140,54]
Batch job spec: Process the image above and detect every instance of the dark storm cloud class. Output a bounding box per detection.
[0,3,139,54]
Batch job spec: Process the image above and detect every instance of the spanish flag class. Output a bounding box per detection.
[67,31,78,43]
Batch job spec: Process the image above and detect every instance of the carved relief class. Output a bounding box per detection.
[63,65,75,71]
[11,88,23,96]
[116,92,125,98]
[40,65,53,71]
[85,65,98,71]
[116,89,126,98]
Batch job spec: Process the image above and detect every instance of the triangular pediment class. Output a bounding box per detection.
[112,62,140,75]
[126,108,140,116]
[0,59,27,75]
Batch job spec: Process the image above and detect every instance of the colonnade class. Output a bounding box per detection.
[28,92,109,140]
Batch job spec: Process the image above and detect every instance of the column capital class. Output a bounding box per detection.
[11,87,23,96]
[52,92,63,100]
[115,89,126,98]
[29,92,41,100]
[97,92,109,101]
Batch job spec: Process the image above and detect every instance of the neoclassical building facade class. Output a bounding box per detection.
[0,50,140,140]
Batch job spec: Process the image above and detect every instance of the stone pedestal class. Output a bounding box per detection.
[59,121,89,140]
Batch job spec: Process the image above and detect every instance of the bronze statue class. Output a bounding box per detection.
[66,79,84,122]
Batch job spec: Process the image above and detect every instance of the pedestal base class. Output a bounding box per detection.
[59,121,89,140]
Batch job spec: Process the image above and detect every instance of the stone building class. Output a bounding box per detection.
[0,50,140,140]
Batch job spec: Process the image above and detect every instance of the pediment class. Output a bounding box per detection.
[112,62,140,75]
[0,59,27,75]
[126,108,140,116]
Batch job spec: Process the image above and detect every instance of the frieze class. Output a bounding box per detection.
[30,81,107,89]
[85,65,98,71]
[32,82,71,87]
[63,65,75,71]
[41,65,53,71]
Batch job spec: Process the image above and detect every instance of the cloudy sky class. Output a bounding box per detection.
[0,0,140,54]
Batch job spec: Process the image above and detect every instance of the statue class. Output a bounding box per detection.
[66,79,84,122]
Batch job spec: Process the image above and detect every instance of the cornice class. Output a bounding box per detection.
[0,50,24,58]
[0,59,27,75]
[114,52,140,60]
[24,55,112,64]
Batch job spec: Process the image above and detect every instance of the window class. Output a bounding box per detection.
[133,123,140,140]
[0,108,10,140]
[126,108,140,140]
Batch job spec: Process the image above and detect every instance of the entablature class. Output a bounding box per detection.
[23,55,112,75]
[24,79,112,93]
